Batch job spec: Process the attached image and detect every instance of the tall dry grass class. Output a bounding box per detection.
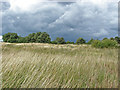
[2,43,118,88]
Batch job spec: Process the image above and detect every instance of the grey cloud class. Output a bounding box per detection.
[0,1,10,11]
[2,1,118,42]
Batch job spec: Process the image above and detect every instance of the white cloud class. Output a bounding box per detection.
[0,36,2,41]
[9,0,46,11]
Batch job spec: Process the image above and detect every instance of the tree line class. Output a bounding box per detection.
[2,32,120,48]
[2,32,86,44]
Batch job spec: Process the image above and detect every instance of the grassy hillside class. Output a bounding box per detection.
[2,43,118,88]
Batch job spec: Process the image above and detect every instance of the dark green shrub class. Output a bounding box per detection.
[7,39,18,43]
[114,37,120,44]
[102,38,108,40]
[18,37,26,43]
[50,41,57,44]
[36,32,51,43]
[66,41,74,44]
[87,38,94,44]
[110,37,114,40]
[3,33,19,42]
[76,38,86,44]
[55,37,66,44]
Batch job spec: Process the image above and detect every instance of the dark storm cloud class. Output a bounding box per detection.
[2,1,118,42]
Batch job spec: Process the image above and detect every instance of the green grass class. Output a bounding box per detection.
[2,43,118,88]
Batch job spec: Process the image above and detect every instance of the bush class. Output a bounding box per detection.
[66,41,74,44]
[36,32,51,43]
[18,37,26,43]
[110,37,114,40]
[115,37,120,44]
[7,39,18,43]
[50,41,57,44]
[102,39,117,48]
[76,38,86,44]
[87,38,94,44]
[55,37,66,44]
[27,33,36,43]
[102,38,108,40]
[92,40,103,48]
[3,33,19,42]
[92,39,117,48]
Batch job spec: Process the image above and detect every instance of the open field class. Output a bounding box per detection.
[1,43,118,88]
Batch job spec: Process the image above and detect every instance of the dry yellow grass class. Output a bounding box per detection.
[1,43,118,88]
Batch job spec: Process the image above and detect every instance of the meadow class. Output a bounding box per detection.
[1,43,118,88]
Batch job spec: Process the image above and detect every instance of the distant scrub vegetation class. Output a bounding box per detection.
[2,32,120,48]
[91,39,118,48]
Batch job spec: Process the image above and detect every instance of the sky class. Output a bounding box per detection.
[0,0,119,42]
